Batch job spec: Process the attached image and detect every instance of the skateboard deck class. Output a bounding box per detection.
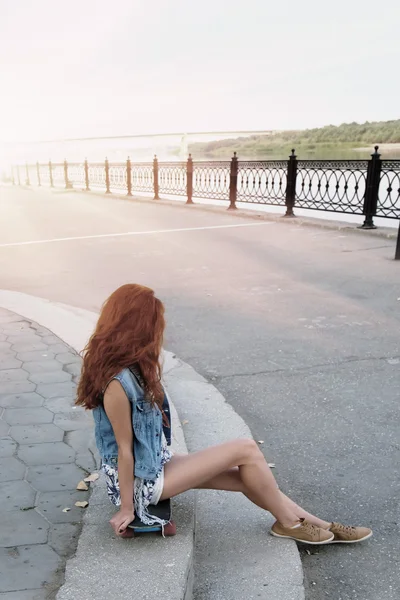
[127,499,176,536]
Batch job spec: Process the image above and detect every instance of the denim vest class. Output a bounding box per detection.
[93,367,171,479]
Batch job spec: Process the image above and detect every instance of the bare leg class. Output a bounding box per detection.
[279,492,330,529]
[161,440,302,528]
[194,467,330,529]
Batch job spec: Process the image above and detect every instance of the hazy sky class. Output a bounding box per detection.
[1,0,399,143]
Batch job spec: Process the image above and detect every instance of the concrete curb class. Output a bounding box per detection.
[163,354,305,600]
[27,184,398,240]
[127,193,398,241]
[0,290,305,600]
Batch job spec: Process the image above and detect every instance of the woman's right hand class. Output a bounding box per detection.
[110,507,135,536]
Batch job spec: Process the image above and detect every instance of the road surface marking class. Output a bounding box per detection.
[0,222,272,248]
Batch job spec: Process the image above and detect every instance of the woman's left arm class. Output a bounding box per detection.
[103,380,135,535]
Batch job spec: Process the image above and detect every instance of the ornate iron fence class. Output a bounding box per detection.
[295,160,368,215]
[67,162,86,189]
[24,163,36,186]
[192,161,230,201]
[13,147,400,259]
[51,163,65,187]
[158,161,187,196]
[87,162,106,190]
[131,162,154,194]
[237,160,287,205]
[108,163,127,193]
[378,160,400,219]
[38,163,51,186]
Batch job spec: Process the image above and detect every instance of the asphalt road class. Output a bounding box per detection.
[1,186,399,600]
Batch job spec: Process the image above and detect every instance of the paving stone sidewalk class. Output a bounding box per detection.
[0,308,96,599]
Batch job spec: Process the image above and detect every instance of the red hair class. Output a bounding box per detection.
[76,284,165,410]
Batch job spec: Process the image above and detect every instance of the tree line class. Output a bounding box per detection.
[188,119,400,158]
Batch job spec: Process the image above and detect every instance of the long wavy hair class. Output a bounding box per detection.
[76,284,165,410]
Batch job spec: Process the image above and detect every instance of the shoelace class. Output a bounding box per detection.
[300,520,320,535]
[332,523,356,535]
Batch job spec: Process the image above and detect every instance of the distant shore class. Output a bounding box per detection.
[356,143,400,151]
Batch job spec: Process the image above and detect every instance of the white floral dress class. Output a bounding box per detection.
[102,432,172,526]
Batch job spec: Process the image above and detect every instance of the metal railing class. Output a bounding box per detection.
[12,147,400,259]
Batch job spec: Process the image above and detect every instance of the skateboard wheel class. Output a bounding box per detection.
[163,520,177,536]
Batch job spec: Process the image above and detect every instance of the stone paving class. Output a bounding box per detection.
[0,308,96,599]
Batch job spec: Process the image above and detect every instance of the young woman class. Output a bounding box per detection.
[76,283,372,545]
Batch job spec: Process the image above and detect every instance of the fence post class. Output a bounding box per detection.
[84,159,90,191]
[395,221,400,260]
[186,154,194,204]
[126,157,132,196]
[49,161,54,187]
[360,146,381,229]
[105,157,111,193]
[36,162,41,186]
[63,159,72,189]
[17,165,21,186]
[153,155,160,200]
[25,163,30,186]
[284,149,297,217]
[228,152,238,210]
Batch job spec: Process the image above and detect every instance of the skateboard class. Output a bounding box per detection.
[127,499,176,537]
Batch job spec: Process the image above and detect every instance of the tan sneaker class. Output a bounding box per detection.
[328,522,373,543]
[270,518,335,545]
